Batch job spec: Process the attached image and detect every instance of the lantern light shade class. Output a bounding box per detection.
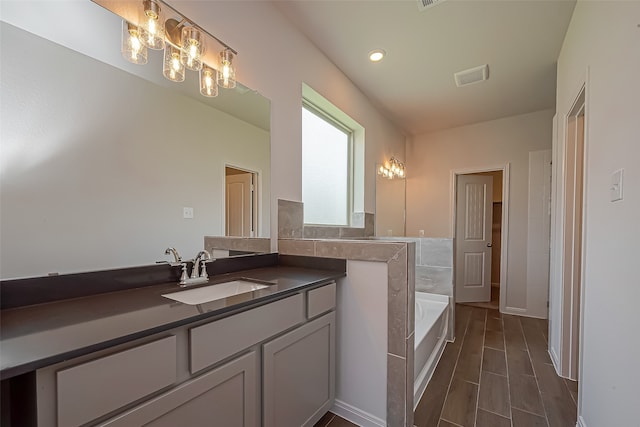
[200,65,218,97]
[180,26,204,71]
[121,21,148,65]
[139,0,165,50]
[163,44,185,82]
[217,49,236,89]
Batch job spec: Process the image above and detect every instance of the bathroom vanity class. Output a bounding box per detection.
[0,254,344,427]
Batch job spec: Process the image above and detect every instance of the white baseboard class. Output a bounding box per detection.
[331,399,385,427]
[577,415,587,427]
[503,306,527,315]
[503,306,549,319]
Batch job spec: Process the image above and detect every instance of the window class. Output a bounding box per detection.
[301,83,364,227]
[302,102,352,225]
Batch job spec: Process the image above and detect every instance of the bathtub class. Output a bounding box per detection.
[413,292,450,409]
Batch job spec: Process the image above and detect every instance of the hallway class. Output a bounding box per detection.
[414,304,578,427]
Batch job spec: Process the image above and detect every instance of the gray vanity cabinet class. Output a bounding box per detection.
[263,312,336,427]
[99,351,258,427]
[33,282,336,427]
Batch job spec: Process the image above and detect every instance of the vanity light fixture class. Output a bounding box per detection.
[200,65,218,97]
[121,21,148,65]
[139,0,165,50]
[369,49,385,62]
[378,157,406,179]
[217,48,236,89]
[95,0,238,97]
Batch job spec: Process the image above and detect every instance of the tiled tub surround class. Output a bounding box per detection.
[377,237,454,343]
[279,238,416,427]
[376,237,453,296]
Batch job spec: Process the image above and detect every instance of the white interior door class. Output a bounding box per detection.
[455,174,493,302]
[225,172,253,237]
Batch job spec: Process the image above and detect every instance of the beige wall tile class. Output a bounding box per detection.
[277,239,315,256]
[278,199,303,238]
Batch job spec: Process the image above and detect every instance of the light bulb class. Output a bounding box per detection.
[200,65,218,97]
[121,21,147,65]
[217,49,236,89]
[369,49,385,62]
[180,27,204,71]
[139,0,164,50]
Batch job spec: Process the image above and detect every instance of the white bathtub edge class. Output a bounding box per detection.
[413,309,449,410]
[415,291,449,304]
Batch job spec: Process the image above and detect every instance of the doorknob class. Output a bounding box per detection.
[487,243,493,247]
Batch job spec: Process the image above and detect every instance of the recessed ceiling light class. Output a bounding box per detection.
[369,49,385,62]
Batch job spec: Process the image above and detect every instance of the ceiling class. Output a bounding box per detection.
[274,0,576,135]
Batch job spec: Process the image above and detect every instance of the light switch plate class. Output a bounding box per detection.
[610,169,624,202]
[183,207,194,219]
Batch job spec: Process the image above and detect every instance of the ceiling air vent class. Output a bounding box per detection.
[454,64,490,87]
[417,0,447,11]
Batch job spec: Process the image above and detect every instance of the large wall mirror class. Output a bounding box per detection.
[0,1,270,279]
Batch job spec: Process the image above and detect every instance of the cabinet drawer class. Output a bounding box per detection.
[56,336,176,427]
[307,282,336,319]
[190,294,304,374]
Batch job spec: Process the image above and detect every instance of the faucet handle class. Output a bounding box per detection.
[179,263,189,286]
[199,260,209,279]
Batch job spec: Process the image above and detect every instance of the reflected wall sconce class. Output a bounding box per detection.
[378,157,406,179]
[99,0,238,98]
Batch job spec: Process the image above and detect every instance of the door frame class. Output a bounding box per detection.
[450,164,510,313]
[550,72,589,385]
[223,163,261,238]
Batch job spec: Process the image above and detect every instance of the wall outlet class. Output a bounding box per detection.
[183,207,194,219]
[419,229,425,237]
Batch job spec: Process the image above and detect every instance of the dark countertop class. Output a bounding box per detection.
[0,263,345,380]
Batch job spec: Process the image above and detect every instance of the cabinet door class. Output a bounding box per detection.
[100,351,258,427]
[263,312,335,427]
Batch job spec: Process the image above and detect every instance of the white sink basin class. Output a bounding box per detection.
[162,280,269,305]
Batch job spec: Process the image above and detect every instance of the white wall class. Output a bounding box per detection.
[405,109,554,315]
[0,23,269,279]
[334,261,388,426]
[554,2,640,425]
[168,1,407,245]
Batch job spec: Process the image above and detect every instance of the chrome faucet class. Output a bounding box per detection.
[164,247,182,264]
[176,250,212,287]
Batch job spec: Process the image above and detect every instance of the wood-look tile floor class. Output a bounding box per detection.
[414,304,578,427]
[314,412,358,427]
